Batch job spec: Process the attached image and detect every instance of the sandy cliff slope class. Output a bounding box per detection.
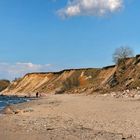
[2,68,114,96]
[2,55,140,96]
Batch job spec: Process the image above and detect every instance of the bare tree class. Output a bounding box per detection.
[113,46,134,64]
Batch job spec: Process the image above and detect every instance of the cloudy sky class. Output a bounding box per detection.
[0,0,140,80]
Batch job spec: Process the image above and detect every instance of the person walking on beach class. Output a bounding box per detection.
[36,92,39,98]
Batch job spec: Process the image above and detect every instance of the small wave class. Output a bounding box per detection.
[0,96,30,111]
[0,106,4,110]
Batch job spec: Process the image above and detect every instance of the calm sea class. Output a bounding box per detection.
[0,95,30,110]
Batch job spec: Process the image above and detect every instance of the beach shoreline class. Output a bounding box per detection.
[0,94,140,140]
[0,95,33,113]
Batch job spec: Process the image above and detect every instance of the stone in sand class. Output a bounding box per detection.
[2,105,14,114]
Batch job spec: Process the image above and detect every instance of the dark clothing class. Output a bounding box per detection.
[36,92,39,98]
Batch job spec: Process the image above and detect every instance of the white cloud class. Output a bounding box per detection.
[58,0,123,18]
[0,62,54,80]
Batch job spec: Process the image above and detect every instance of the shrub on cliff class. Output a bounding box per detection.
[113,46,134,65]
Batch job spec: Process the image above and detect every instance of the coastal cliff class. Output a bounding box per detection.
[2,55,140,96]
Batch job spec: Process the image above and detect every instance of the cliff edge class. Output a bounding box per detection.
[2,55,140,96]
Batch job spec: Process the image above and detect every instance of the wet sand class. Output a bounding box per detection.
[0,94,140,140]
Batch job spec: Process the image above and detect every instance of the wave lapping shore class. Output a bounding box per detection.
[0,95,30,110]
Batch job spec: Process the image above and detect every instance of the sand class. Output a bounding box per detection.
[0,94,140,140]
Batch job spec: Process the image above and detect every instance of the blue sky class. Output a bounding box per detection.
[0,0,140,79]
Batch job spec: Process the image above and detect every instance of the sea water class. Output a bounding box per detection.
[0,95,30,110]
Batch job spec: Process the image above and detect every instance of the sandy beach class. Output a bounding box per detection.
[0,94,140,140]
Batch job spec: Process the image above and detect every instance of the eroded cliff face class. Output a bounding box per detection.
[2,55,140,96]
[2,67,116,96]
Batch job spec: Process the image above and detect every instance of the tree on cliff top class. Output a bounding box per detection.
[113,46,134,64]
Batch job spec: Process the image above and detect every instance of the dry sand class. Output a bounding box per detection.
[0,94,140,140]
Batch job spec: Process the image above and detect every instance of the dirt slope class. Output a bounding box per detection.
[2,68,114,96]
[2,55,140,96]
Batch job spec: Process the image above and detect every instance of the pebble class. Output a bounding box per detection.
[110,89,140,99]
